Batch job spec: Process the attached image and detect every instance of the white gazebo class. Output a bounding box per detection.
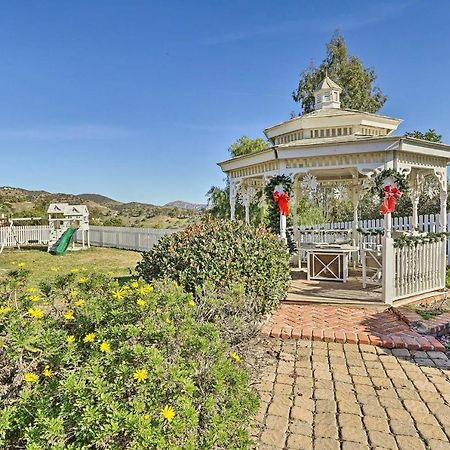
[218,76,450,305]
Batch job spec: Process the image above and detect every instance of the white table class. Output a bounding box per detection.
[306,245,359,282]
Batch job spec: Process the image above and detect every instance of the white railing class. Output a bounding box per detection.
[299,213,450,263]
[393,239,446,300]
[0,225,50,248]
[298,213,442,232]
[77,226,177,252]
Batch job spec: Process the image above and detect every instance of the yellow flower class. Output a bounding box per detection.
[50,267,59,272]
[136,298,146,307]
[0,306,12,315]
[143,414,150,420]
[138,285,153,295]
[43,301,49,306]
[130,281,139,289]
[188,299,195,307]
[28,295,40,302]
[83,333,96,343]
[78,277,87,284]
[26,287,38,293]
[67,335,75,344]
[81,267,88,272]
[74,299,85,307]
[18,262,26,268]
[99,342,110,353]
[64,310,75,320]
[231,352,241,363]
[24,372,39,383]
[133,368,148,383]
[112,289,125,300]
[28,308,44,319]
[161,405,175,422]
[69,290,79,299]
[71,268,80,273]
[42,365,54,378]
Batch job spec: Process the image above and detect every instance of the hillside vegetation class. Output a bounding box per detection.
[0,186,205,229]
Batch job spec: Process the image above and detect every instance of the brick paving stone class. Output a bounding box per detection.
[427,440,450,450]
[314,413,338,439]
[367,431,398,449]
[289,420,313,437]
[265,414,289,431]
[340,427,368,444]
[389,420,417,435]
[290,406,313,423]
[286,433,312,449]
[338,413,363,428]
[313,437,340,450]
[416,422,448,442]
[363,416,390,433]
[254,338,450,450]
[342,443,370,450]
[260,429,286,448]
[396,435,426,450]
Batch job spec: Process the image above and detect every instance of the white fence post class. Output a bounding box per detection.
[382,236,395,304]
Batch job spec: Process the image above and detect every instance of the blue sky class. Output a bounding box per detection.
[1,0,450,205]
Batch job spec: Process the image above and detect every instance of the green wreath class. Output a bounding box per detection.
[264,175,295,251]
[369,169,409,198]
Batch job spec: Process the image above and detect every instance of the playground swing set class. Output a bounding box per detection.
[0,203,90,255]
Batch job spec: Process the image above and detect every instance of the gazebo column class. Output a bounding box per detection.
[409,171,422,230]
[229,178,238,221]
[351,185,360,246]
[241,184,256,225]
[434,169,448,287]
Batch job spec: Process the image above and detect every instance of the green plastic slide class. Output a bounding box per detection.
[53,228,77,255]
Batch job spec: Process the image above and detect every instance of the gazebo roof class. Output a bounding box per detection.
[315,75,342,92]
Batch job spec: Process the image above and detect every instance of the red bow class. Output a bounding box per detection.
[379,184,402,215]
[273,191,289,216]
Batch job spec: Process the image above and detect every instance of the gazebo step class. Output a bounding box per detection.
[392,290,447,307]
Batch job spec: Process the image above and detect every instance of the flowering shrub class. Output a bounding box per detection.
[137,219,291,317]
[0,268,258,449]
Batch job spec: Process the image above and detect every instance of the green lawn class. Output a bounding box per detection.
[0,247,142,284]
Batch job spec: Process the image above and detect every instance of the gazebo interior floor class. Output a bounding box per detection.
[287,267,384,306]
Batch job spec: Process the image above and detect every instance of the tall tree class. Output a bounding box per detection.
[228,136,268,158]
[404,129,442,143]
[292,32,387,114]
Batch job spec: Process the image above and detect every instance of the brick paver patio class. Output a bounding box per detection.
[253,338,450,450]
[261,304,446,352]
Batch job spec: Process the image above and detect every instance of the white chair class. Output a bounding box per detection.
[361,242,382,288]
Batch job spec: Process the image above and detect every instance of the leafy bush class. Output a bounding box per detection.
[0,268,258,449]
[136,220,291,317]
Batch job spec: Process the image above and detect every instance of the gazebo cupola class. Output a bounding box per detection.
[314,74,342,110]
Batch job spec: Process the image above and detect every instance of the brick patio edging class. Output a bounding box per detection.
[394,306,450,337]
[261,304,446,352]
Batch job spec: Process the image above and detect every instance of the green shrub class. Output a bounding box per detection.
[136,219,291,317]
[0,269,258,449]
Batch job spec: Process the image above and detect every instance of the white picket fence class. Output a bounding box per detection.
[0,225,50,248]
[393,240,446,300]
[0,225,176,253]
[77,226,176,252]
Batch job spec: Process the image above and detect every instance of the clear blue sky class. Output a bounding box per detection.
[1,0,449,205]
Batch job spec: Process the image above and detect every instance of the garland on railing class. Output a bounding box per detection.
[299,229,349,234]
[393,232,450,248]
[357,228,384,236]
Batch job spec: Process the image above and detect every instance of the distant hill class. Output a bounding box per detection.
[0,186,204,229]
[77,193,122,208]
[164,200,206,211]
